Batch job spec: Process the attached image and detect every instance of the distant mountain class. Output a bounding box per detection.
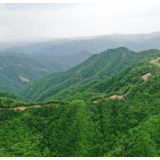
[2,32,160,56]
[103,31,160,42]
[140,36,160,46]
[21,47,160,101]
[2,39,70,55]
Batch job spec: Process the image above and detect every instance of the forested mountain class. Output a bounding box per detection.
[1,32,160,95]
[50,60,160,101]
[0,51,92,93]
[0,53,54,93]
[33,51,92,71]
[0,90,30,108]
[21,47,160,101]
[2,49,160,156]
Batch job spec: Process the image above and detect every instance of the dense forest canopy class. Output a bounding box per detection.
[1,47,160,156]
[21,47,160,102]
[0,51,92,93]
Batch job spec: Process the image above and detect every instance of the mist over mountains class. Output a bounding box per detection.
[0,31,160,94]
[2,31,160,56]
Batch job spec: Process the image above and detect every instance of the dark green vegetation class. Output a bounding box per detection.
[0,51,92,93]
[0,90,31,108]
[0,89,68,108]
[0,89,40,108]
[21,47,160,102]
[0,53,54,93]
[1,64,160,156]
[1,47,160,156]
[0,89,31,108]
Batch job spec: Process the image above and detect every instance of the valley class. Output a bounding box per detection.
[1,35,160,157]
[0,51,92,93]
[1,2,160,157]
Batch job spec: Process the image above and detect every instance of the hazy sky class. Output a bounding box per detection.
[0,3,160,42]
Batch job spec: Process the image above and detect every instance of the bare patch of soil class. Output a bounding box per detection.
[151,57,160,63]
[110,95,124,99]
[93,100,98,104]
[142,73,151,81]
[0,104,58,111]
[12,105,41,111]
[92,91,130,103]
[19,75,30,83]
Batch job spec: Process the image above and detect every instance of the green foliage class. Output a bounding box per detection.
[0,51,92,94]
[21,47,160,101]
[2,47,160,156]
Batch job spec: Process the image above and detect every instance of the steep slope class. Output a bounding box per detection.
[2,58,160,156]
[51,61,158,101]
[0,51,92,93]
[0,53,58,93]
[34,51,92,71]
[21,47,160,101]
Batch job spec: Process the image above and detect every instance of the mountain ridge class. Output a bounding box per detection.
[21,47,160,101]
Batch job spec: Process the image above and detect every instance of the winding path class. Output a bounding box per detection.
[0,103,56,111]
[93,91,129,103]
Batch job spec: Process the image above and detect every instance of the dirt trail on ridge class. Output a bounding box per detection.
[142,73,151,81]
[0,103,56,111]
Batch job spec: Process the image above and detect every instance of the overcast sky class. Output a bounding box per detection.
[0,3,160,42]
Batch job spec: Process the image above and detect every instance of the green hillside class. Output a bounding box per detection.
[21,47,160,101]
[0,53,56,93]
[34,51,92,71]
[1,56,160,156]
[51,60,158,101]
[1,47,160,156]
[0,90,29,108]
[0,51,92,93]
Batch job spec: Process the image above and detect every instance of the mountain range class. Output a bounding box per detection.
[0,51,92,93]
[1,33,160,156]
[2,32,160,56]
[1,46,160,156]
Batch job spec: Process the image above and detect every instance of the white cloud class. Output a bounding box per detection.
[0,3,160,42]
[0,3,5,10]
